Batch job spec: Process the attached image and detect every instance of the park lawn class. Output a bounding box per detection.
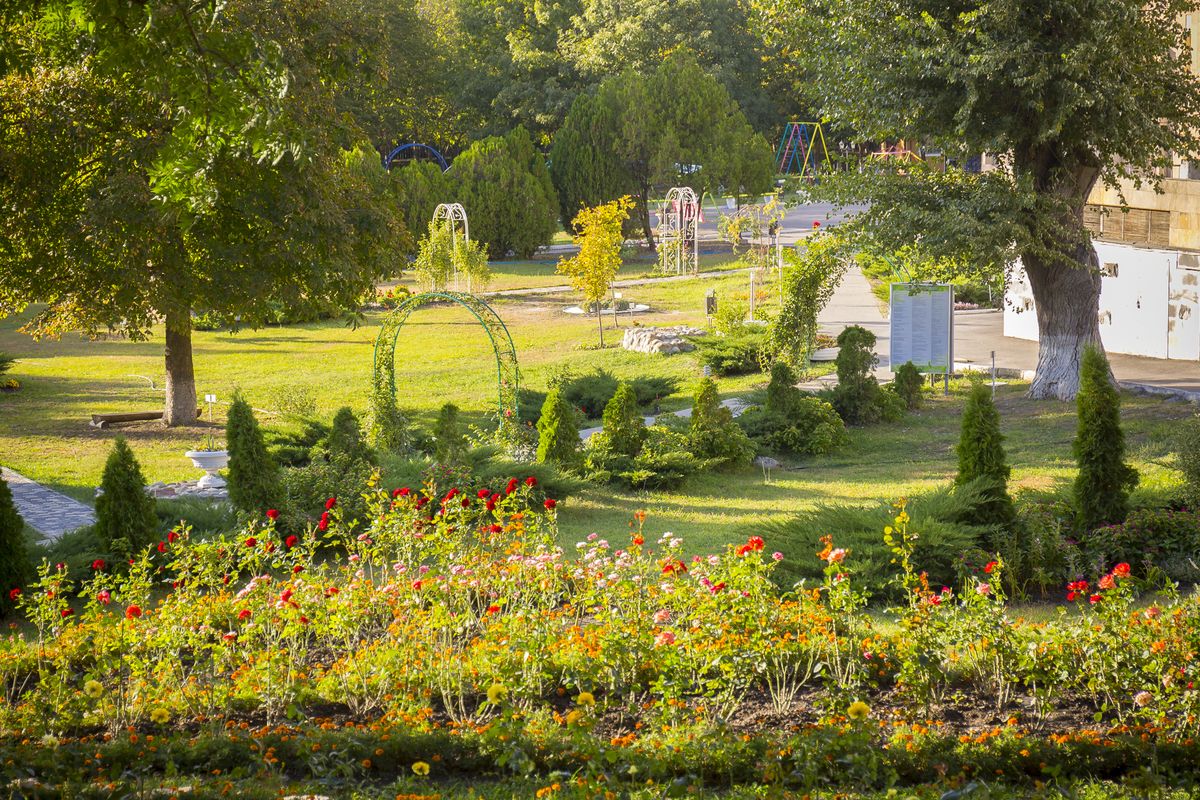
[1,267,1191,552]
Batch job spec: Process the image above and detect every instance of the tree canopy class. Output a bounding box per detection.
[757,0,1200,398]
[0,0,409,423]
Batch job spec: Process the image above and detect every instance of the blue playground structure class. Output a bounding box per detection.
[774,121,830,180]
[383,142,449,171]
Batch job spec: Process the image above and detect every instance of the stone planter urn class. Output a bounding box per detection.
[184,449,229,489]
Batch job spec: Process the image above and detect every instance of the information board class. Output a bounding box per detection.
[890,283,953,374]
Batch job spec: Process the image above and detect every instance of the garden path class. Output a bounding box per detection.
[1,467,95,540]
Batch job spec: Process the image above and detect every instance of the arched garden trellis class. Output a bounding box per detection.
[432,202,471,290]
[371,292,520,442]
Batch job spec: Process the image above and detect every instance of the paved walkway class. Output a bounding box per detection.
[1,467,95,540]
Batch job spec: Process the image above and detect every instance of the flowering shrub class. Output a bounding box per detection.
[3,479,1200,794]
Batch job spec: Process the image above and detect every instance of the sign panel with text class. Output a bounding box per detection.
[890,283,954,374]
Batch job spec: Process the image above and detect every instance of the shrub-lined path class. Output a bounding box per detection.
[1,466,94,539]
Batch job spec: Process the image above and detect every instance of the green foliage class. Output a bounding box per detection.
[830,326,896,426]
[737,362,847,456]
[688,378,755,469]
[763,482,999,597]
[226,393,281,516]
[599,383,646,458]
[389,161,452,255]
[1083,508,1200,583]
[156,497,238,539]
[1176,415,1200,506]
[328,407,373,465]
[558,369,678,419]
[412,220,456,291]
[892,361,923,410]
[451,126,558,259]
[0,352,14,376]
[0,471,29,613]
[956,382,1014,526]
[94,437,158,557]
[535,389,580,467]
[280,454,372,534]
[693,330,767,376]
[368,375,409,454]
[586,425,710,490]
[433,403,468,464]
[0,4,408,420]
[549,51,774,245]
[766,234,848,365]
[557,197,633,345]
[1073,347,1138,530]
[265,420,331,468]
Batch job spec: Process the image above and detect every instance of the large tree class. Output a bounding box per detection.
[550,50,774,246]
[758,0,1200,398]
[0,0,407,424]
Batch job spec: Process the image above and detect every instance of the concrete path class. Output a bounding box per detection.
[578,398,750,442]
[1,467,95,540]
[816,265,892,374]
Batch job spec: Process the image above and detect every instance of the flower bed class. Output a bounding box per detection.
[2,484,1200,795]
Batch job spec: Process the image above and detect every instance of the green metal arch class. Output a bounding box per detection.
[372,292,520,431]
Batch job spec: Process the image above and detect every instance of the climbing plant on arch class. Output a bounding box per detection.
[368,292,521,449]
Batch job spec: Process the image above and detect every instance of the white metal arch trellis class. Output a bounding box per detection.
[659,187,699,275]
[432,202,470,290]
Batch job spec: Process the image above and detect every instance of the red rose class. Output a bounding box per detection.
[398,487,411,497]
[486,498,497,511]
[411,580,423,591]
[157,541,167,554]
[167,530,179,543]
[748,536,765,552]
[238,609,252,620]
[632,534,644,546]
[60,608,73,618]
[524,476,537,487]
[97,590,110,605]
[477,489,491,499]
[460,498,470,508]
[266,509,280,521]
[292,565,304,574]
[299,616,310,625]
[8,588,20,601]
[245,537,257,548]
[487,604,501,614]
[1066,591,1077,602]
[285,535,298,549]
[489,524,503,533]
[318,516,329,532]
[544,498,557,510]
[91,559,106,571]
[1112,562,1131,578]
[1089,594,1101,605]
[325,497,337,510]
[125,605,142,619]
[984,560,998,574]
[505,478,519,495]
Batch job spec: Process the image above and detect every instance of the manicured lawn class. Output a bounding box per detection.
[0,263,1192,551]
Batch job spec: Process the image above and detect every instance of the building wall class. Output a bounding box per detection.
[1005,241,1200,360]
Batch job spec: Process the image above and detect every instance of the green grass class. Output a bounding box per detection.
[2,268,1193,553]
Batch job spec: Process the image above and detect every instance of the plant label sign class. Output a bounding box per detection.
[890,283,953,374]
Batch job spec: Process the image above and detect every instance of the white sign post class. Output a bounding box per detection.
[889,283,954,395]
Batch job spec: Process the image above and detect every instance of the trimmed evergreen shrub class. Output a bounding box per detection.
[600,383,645,457]
[693,331,766,376]
[0,471,29,615]
[328,407,373,465]
[956,382,1015,525]
[561,369,678,418]
[892,361,923,410]
[830,325,896,425]
[536,389,581,467]
[94,437,158,557]
[1177,415,1200,506]
[433,403,468,464]
[450,126,558,258]
[737,362,847,456]
[226,392,281,515]
[689,378,755,469]
[1073,346,1138,530]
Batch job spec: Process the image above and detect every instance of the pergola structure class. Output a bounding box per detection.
[659,187,699,275]
[432,203,470,290]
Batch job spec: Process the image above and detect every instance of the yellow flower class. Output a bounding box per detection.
[150,707,170,724]
[84,680,104,699]
[847,701,870,721]
[576,691,595,706]
[486,683,508,704]
[565,709,585,726]
[412,761,431,776]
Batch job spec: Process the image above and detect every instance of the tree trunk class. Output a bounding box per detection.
[639,190,656,251]
[597,306,604,348]
[1023,245,1104,401]
[164,308,198,426]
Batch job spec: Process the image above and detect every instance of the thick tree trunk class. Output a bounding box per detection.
[164,308,198,426]
[1023,246,1104,401]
